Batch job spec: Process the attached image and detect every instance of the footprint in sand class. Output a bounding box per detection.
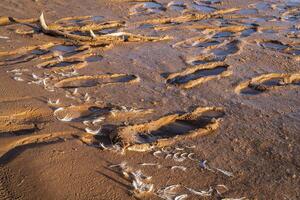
[163,61,232,89]
[54,73,140,88]
[0,105,52,135]
[256,39,300,57]
[235,73,300,95]
[110,106,225,152]
[173,35,243,61]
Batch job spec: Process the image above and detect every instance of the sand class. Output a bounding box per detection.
[0,0,299,199]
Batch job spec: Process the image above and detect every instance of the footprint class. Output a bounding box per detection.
[164,61,232,89]
[235,73,300,95]
[210,39,242,58]
[36,50,92,69]
[0,107,52,134]
[54,73,140,88]
[256,39,300,57]
[0,131,74,159]
[0,42,61,66]
[110,106,225,152]
[259,40,289,51]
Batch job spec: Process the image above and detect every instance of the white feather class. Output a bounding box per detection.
[47,99,60,106]
[89,30,97,38]
[185,186,213,197]
[13,77,24,81]
[216,168,234,177]
[32,73,40,79]
[187,153,197,161]
[171,166,187,171]
[0,35,9,39]
[53,107,64,115]
[85,127,101,135]
[57,114,74,122]
[153,150,162,158]
[174,194,188,200]
[92,117,105,125]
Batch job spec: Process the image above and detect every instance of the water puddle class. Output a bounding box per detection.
[188,59,210,65]
[138,24,154,29]
[237,9,258,15]
[131,108,224,145]
[240,87,262,95]
[282,14,300,22]
[167,1,186,11]
[212,40,240,57]
[285,0,300,7]
[32,49,48,55]
[261,78,285,87]
[201,0,222,5]
[260,41,288,51]
[240,28,256,37]
[193,40,220,48]
[288,49,300,56]
[261,29,277,34]
[167,66,228,84]
[50,45,78,54]
[98,28,119,35]
[213,31,234,38]
[192,3,217,13]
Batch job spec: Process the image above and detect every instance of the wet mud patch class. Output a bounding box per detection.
[164,61,231,89]
[54,74,140,88]
[259,40,289,51]
[235,8,258,15]
[167,1,186,12]
[211,39,242,58]
[256,39,300,57]
[235,73,300,95]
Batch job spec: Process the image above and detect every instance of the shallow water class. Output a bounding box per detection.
[240,28,256,37]
[213,31,234,38]
[237,9,258,15]
[261,41,288,51]
[212,41,240,57]
[192,3,216,13]
[50,45,77,53]
[193,40,220,48]
[167,1,186,11]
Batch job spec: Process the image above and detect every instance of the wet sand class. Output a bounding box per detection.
[0,0,299,199]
